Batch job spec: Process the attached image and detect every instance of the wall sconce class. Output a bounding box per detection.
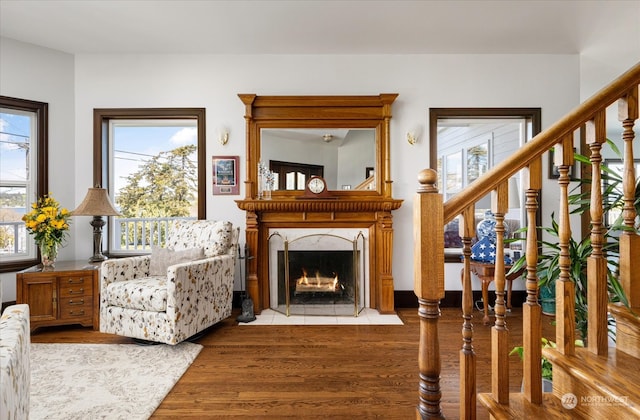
[219,128,229,145]
[407,126,422,145]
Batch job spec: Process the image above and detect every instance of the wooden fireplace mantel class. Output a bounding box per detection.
[236,198,402,214]
[236,197,403,314]
[235,93,402,314]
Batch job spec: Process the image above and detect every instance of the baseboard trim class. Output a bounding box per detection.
[233,290,528,310]
[394,290,527,309]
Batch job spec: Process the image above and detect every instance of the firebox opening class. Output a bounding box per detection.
[277,250,356,307]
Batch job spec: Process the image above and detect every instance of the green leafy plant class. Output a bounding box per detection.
[508,140,632,343]
[510,337,584,381]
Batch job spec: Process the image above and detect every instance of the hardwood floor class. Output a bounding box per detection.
[30,307,557,419]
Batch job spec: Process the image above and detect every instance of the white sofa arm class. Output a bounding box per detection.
[0,304,31,420]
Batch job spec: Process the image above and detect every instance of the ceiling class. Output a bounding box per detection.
[1,0,638,55]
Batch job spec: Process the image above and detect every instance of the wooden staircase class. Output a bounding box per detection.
[413,62,640,419]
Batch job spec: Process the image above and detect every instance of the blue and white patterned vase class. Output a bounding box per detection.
[476,210,510,244]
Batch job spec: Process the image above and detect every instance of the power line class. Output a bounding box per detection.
[0,131,29,140]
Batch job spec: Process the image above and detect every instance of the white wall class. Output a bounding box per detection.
[2,37,637,302]
[71,53,580,297]
[0,38,75,302]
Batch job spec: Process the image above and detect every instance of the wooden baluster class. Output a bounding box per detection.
[459,206,476,419]
[554,135,576,356]
[491,181,509,404]
[414,169,445,419]
[618,87,640,308]
[586,111,608,356]
[523,159,542,403]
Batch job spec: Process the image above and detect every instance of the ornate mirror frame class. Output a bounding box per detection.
[238,93,398,199]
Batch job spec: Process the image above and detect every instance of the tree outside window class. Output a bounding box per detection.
[94,108,205,256]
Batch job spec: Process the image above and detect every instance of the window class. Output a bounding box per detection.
[269,160,323,190]
[430,108,542,261]
[0,96,48,272]
[94,108,205,256]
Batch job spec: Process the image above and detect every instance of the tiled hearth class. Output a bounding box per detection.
[240,308,403,326]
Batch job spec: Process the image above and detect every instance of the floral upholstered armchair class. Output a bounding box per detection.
[0,304,30,419]
[100,220,239,345]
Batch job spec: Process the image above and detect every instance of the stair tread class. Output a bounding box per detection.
[609,303,640,324]
[544,346,640,409]
[478,392,582,419]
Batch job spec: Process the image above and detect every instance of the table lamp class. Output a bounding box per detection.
[72,186,122,262]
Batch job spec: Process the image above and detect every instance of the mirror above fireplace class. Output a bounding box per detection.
[261,128,376,191]
[238,93,398,198]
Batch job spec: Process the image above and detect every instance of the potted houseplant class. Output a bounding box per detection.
[509,142,632,342]
[510,337,584,389]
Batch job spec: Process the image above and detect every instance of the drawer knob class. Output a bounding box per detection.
[69,310,85,316]
[68,288,84,294]
[68,277,84,284]
[68,299,84,305]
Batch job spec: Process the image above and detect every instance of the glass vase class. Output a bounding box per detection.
[39,242,58,268]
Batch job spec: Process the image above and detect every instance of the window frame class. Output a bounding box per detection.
[269,160,324,191]
[93,108,206,257]
[0,95,48,273]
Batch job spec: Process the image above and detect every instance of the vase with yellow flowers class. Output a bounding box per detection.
[22,194,71,267]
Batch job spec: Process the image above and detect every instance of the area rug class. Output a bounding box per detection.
[30,342,202,420]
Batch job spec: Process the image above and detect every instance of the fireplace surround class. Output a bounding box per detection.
[236,94,402,314]
[269,230,366,316]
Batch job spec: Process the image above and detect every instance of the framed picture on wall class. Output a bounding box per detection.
[212,155,239,195]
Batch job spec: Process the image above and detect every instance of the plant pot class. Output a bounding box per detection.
[539,284,556,315]
[520,378,554,393]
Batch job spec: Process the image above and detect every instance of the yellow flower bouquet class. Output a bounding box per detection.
[22,194,71,266]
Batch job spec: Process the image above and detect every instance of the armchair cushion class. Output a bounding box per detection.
[104,276,168,312]
[167,220,233,257]
[149,246,205,276]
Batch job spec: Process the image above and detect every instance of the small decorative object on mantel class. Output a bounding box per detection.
[22,193,71,268]
[257,160,275,199]
[299,176,336,199]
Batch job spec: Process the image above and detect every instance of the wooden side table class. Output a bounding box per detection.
[461,260,524,325]
[16,260,100,332]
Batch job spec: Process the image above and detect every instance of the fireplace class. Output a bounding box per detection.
[269,230,366,316]
[235,94,402,314]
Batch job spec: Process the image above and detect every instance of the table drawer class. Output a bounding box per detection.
[58,275,93,297]
[59,297,93,319]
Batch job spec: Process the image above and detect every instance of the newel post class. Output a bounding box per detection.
[414,169,445,419]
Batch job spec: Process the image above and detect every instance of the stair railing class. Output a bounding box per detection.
[414,61,640,419]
